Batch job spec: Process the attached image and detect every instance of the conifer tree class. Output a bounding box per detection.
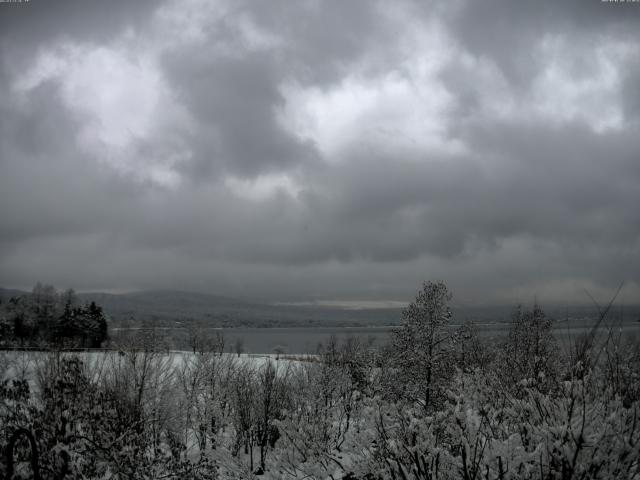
[389,281,454,410]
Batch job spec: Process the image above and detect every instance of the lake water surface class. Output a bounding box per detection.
[114,322,640,353]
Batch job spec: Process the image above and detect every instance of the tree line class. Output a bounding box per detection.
[0,283,108,349]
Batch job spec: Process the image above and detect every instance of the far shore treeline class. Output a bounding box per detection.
[2,283,640,353]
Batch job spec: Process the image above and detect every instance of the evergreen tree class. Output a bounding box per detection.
[389,281,455,410]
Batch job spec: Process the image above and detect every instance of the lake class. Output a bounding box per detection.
[111,321,640,354]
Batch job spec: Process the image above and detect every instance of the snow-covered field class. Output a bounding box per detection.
[0,350,310,393]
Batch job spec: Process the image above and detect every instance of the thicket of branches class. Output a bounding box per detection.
[1,281,639,479]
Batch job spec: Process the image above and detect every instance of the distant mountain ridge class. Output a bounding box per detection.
[2,287,638,328]
[0,287,29,301]
[0,287,402,328]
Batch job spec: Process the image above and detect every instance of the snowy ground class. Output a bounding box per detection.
[0,350,311,394]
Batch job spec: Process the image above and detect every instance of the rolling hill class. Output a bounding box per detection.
[2,287,639,329]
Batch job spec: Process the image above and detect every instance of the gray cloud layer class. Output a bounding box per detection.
[1,0,639,304]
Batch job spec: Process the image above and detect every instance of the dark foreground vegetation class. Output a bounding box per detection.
[0,283,108,349]
[1,281,639,479]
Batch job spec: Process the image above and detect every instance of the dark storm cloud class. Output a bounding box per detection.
[155,0,397,180]
[243,0,394,84]
[446,0,640,86]
[0,0,158,45]
[0,84,138,246]
[1,0,639,303]
[621,60,640,122]
[0,0,160,83]
[162,51,318,178]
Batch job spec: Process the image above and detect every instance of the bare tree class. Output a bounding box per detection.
[273,345,286,360]
[213,331,225,355]
[502,303,557,391]
[230,364,256,468]
[455,320,491,373]
[255,360,289,472]
[234,336,245,357]
[274,346,363,478]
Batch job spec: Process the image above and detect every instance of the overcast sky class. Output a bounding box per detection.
[1,0,639,305]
